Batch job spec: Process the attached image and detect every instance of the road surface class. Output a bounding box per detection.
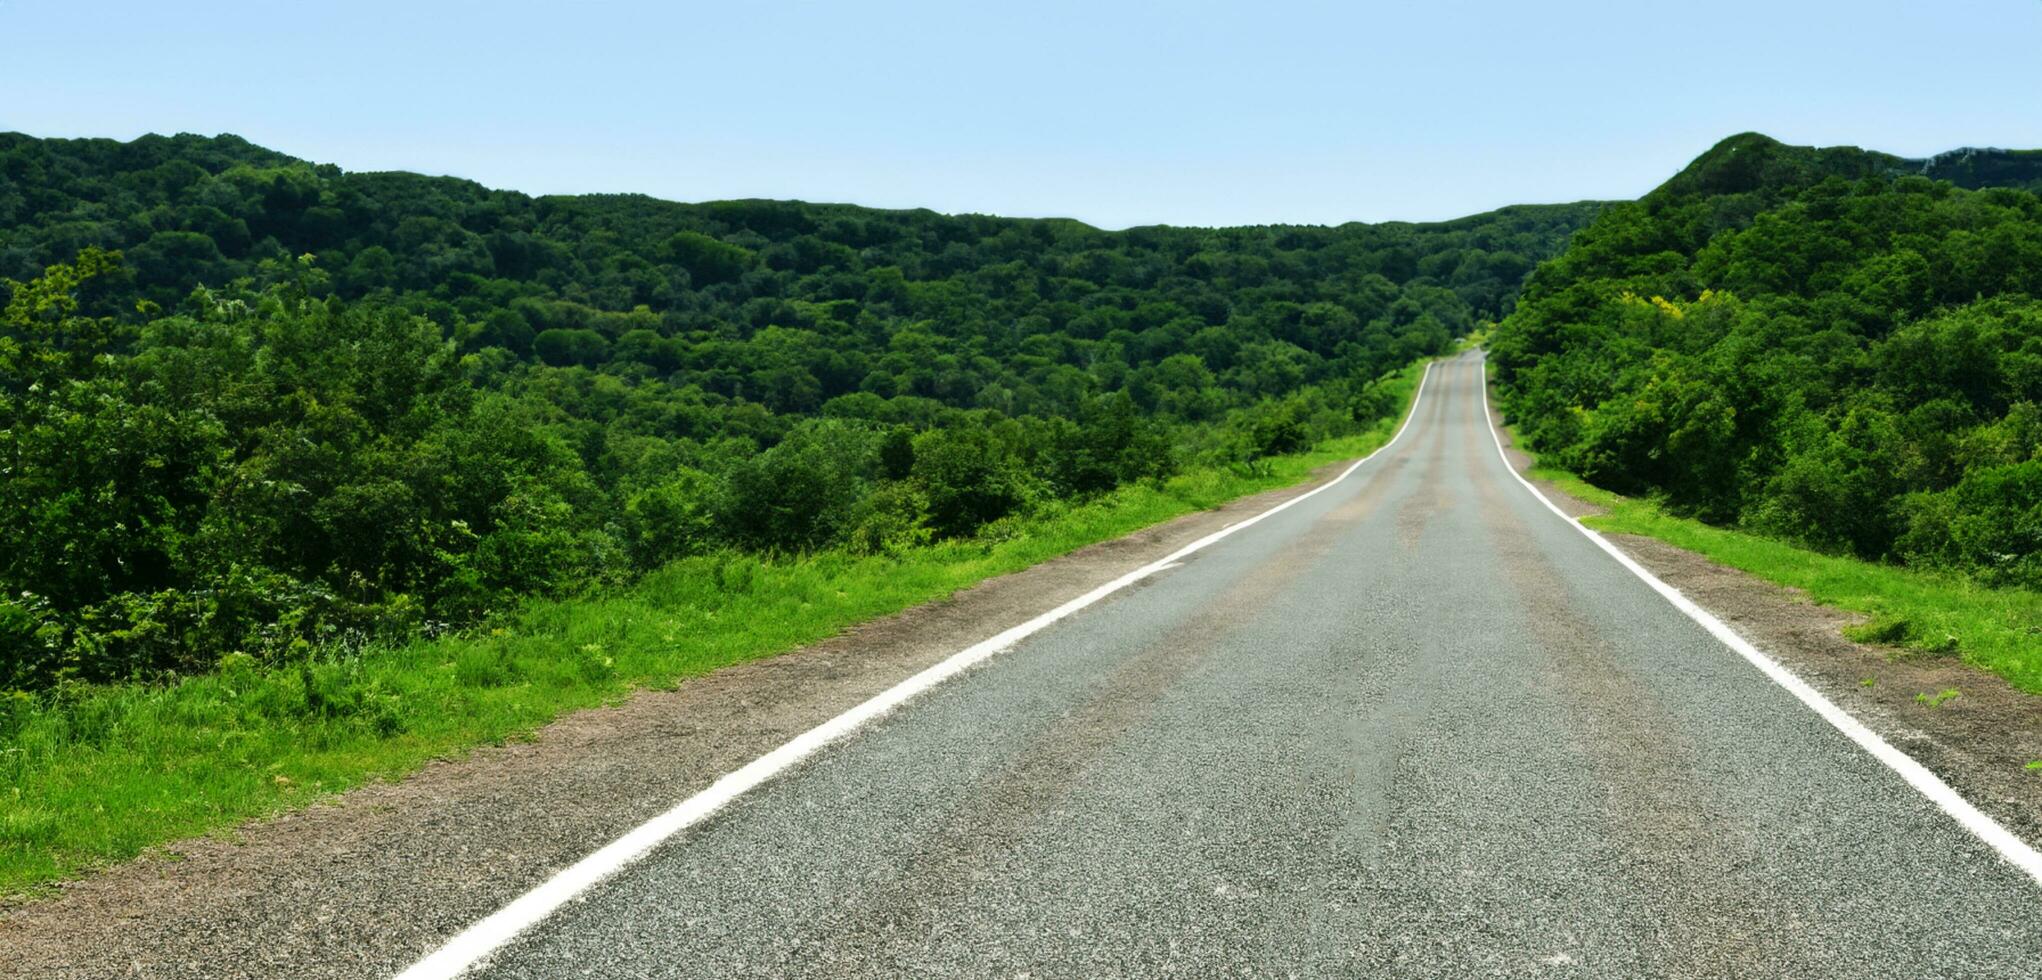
[428,352,2041,978]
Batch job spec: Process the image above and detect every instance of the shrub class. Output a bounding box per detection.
[718,420,873,552]
[847,482,931,556]
[912,427,1031,538]
[624,469,723,570]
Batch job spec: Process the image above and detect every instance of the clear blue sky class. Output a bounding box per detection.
[5,0,2040,228]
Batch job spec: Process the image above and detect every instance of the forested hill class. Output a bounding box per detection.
[0,132,1600,691]
[0,131,1590,330]
[1491,132,2042,591]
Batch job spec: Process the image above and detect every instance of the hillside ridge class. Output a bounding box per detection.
[1654,131,2042,202]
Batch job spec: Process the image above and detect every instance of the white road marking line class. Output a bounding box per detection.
[1476,353,2042,889]
[393,366,1439,979]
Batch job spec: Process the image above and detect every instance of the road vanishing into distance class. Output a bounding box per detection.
[411,352,2041,979]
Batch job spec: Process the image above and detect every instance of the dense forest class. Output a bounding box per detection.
[0,133,1600,691]
[1491,133,2042,588]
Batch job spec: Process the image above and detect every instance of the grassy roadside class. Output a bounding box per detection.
[0,362,1428,897]
[1507,437,2042,697]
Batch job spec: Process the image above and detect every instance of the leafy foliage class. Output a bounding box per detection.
[1492,133,2042,588]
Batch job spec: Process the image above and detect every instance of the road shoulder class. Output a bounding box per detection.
[1489,407,2042,854]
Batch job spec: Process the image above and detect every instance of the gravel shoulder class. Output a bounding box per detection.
[1490,411,2042,853]
[0,460,1357,980]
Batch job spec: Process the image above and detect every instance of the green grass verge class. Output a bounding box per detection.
[0,363,1427,897]
[1518,456,2042,696]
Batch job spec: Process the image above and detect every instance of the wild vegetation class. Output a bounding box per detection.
[1491,133,2042,593]
[0,131,1596,694]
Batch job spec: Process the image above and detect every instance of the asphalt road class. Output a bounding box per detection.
[447,352,2042,978]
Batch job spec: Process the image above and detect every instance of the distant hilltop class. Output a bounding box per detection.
[1652,132,2042,202]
